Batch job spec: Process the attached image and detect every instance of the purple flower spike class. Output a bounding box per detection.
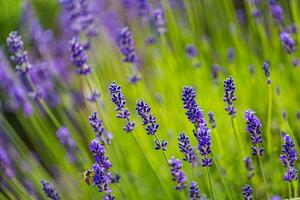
[271,195,282,200]
[178,132,198,165]
[89,112,112,145]
[137,0,151,18]
[262,61,271,84]
[196,123,213,167]
[189,181,201,200]
[244,156,254,179]
[56,127,78,163]
[227,48,234,63]
[208,112,216,129]
[280,32,296,54]
[6,31,31,73]
[136,99,159,135]
[244,110,264,156]
[169,157,186,191]
[117,27,138,63]
[153,8,166,35]
[241,184,253,200]
[269,1,283,24]
[223,76,237,117]
[109,81,135,132]
[41,180,60,200]
[69,37,91,75]
[87,91,100,103]
[280,134,298,182]
[186,45,198,58]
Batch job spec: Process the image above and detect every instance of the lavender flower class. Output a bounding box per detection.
[89,112,112,144]
[153,8,166,35]
[89,140,114,199]
[196,123,213,167]
[212,64,219,83]
[208,112,216,129]
[280,134,298,182]
[41,180,60,200]
[223,76,237,117]
[186,45,198,58]
[109,81,135,132]
[271,196,282,200]
[178,132,198,165]
[155,139,168,151]
[137,0,151,17]
[6,31,31,73]
[241,184,253,200]
[56,127,78,162]
[244,156,254,179]
[169,157,186,191]
[117,27,138,63]
[189,181,201,200]
[0,146,15,178]
[182,86,205,126]
[262,61,271,84]
[136,99,159,135]
[292,58,299,67]
[87,90,100,103]
[244,110,264,156]
[280,32,296,54]
[227,48,234,63]
[269,1,283,24]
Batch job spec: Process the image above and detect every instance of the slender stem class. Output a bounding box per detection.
[214,157,233,200]
[231,117,245,155]
[266,83,272,155]
[154,134,169,165]
[207,167,215,200]
[288,182,292,200]
[257,155,270,199]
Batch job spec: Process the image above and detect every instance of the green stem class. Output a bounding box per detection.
[207,167,215,200]
[154,134,169,165]
[257,156,270,199]
[214,158,233,200]
[231,117,245,155]
[288,182,292,200]
[266,83,272,155]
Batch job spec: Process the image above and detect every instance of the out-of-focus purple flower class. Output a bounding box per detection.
[244,156,254,179]
[178,132,198,165]
[117,27,138,63]
[252,9,262,18]
[87,90,100,103]
[285,23,297,34]
[249,64,255,75]
[292,58,299,67]
[109,81,135,132]
[0,146,15,178]
[169,157,186,191]
[41,180,60,200]
[236,9,246,25]
[227,48,234,63]
[145,35,156,45]
[212,64,219,84]
[270,195,282,200]
[280,134,298,182]
[56,127,78,163]
[223,76,237,117]
[23,179,37,197]
[208,112,216,129]
[269,1,284,24]
[297,111,300,120]
[89,112,112,145]
[136,99,159,135]
[59,0,97,37]
[262,61,271,84]
[153,8,166,35]
[69,37,91,75]
[280,32,296,54]
[245,110,264,156]
[6,31,31,73]
[241,184,253,200]
[186,45,198,58]
[129,74,141,84]
[189,181,201,200]
[137,0,151,17]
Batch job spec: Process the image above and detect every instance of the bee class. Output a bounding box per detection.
[84,169,93,185]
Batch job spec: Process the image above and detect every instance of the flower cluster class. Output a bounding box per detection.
[109,81,135,132]
[280,32,296,54]
[153,8,166,35]
[117,27,138,63]
[280,134,298,182]
[169,157,186,191]
[178,132,198,165]
[244,156,254,179]
[269,1,284,24]
[223,76,237,117]
[89,140,114,199]
[41,180,60,200]
[69,37,91,75]
[137,0,151,18]
[189,181,201,200]
[56,127,78,163]
[87,90,100,103]
[182,86,213,167]
[89,112,112,145]
[241,184,253,200]
[6,31,31,73]
[186,45,198,58]
[244,110,264,156]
